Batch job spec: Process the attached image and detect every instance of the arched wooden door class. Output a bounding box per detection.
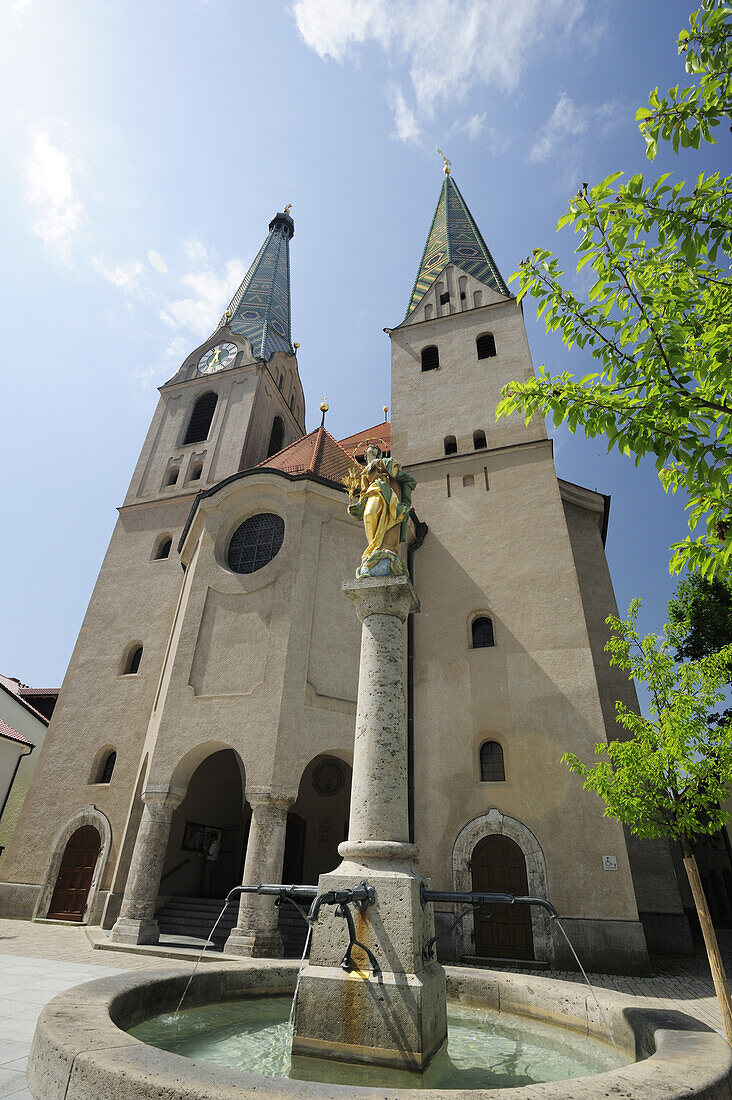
[471,834,534,960]
[47,825,101,921]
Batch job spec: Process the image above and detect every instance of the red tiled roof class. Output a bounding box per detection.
[17,686,59,696]
[0,719,34,748]
[257,427,354,487]
[0,678,51,726]
[339,421,391,456]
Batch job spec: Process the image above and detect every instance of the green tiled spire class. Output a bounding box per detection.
[216,210,294,361]
[406,175,509,317]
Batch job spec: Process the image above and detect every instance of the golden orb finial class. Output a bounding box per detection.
[436,147,451,175]
[320,397,329,427]
[293,341,300,351]
[383,405,389,419]
[284,203,292,215]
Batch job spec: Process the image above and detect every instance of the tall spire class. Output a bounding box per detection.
[217,209,294,361]
[406,175,509,317]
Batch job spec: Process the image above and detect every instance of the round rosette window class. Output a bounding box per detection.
[227,513,285,574]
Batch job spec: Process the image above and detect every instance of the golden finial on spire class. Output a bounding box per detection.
[320,397,329,427]
[284,203,292,215]
[383,405,389,420]
[436,148,451,175]
[294,341,300,351]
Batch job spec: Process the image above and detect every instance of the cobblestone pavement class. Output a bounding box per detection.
[0,917,729,1097]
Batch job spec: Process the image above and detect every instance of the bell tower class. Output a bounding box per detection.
[387,169,664,973]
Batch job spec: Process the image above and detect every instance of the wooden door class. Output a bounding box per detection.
[47,825,100,921]
[471,834,534,960]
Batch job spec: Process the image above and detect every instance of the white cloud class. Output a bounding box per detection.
[529,92,620,163]
[25,132,86,262]
[159,244,243,338]
[9,0,32,23]
[464,113,486,141]
[92,256,148,292]
[147,249,168,274]
[293,0,591,144]
[387,84,421,145]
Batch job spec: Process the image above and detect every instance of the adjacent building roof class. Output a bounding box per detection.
[0,718,34,749]
[338,421,391,459]
[0,677,54,726]
[257,426,354,487]
[406,174,509,317]
[215,211,294,362]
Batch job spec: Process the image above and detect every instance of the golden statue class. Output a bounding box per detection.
[345,443,416,577]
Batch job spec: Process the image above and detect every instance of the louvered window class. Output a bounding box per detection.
[476,333,496,359]
[184,392,218,444]
[421,345,440,371]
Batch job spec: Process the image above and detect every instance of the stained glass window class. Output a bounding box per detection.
[228,514,285,574]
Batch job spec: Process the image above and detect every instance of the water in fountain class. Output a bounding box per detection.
[131,994,626,1089]
[166,897,233,1020]
[552,916,619,1055]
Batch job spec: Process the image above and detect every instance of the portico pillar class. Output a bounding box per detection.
[224,787,296,957]
[109,786,184,945]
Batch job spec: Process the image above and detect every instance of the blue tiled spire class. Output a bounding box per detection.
[406,175,509,317]
[217,210,294,361]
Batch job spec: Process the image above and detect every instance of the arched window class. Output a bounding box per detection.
[472,616,495,648]
[278,372,284,389]
[166,467,179,486]
[424,303,434,320]
[267,416,285,458]
[444,435,457,456]
[476,333,496,360]
[153,536,172,560]
[188,461,203,482]
[99,751,116,784]
[480,741,505,782]
[473,430,487,450]
[184,392,218,444]
[124,645,143,675]
[421,345,440,371]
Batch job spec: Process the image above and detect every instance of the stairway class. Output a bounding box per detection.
[155,895,308,957]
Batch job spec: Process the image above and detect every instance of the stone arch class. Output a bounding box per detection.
[452,809,552,962]
[283,751,353,886]
[35,805,112,924]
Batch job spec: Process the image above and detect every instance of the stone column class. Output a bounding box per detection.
[292,574,447,1072]
[109,786,184,945]
[224,787,295,957]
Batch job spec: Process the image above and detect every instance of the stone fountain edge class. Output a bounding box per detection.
[27,961,732,1100]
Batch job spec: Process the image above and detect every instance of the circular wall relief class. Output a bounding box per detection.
[312,758,345,797]
[227,513,285,574]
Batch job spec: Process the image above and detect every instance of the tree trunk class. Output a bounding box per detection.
[682,843,732,1044]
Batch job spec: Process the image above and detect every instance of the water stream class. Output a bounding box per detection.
[552,917,619,1055]
[173,897,233,1018]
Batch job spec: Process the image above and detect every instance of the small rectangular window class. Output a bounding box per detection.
[439,292,450,305]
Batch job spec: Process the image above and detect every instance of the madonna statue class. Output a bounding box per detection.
[345,443,416,577]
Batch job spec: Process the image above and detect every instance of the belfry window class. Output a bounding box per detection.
[473,430,487,450]
[267,416,285,458]
[444,435,457,456]
[153,536,172,560]
[480,741,505,782]
[472,616,495,648]
[189,462,203,482]
[184,392,218,444]
[123,645,143,675]
[99,751,116,784]
[476,333,496,360]
[166,467,179,486]
[421,345,440,372]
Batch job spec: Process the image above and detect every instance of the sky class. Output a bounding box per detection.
[0,0,719,696]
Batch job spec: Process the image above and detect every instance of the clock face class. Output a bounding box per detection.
[198,342,237,374]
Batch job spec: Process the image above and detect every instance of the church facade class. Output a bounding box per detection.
[0,176,691,972]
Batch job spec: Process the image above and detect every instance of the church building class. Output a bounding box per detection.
[0,172,692,972]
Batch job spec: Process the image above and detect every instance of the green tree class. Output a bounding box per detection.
[496,1,732,579]
[668,572,732,660]
[563,600,732,1040]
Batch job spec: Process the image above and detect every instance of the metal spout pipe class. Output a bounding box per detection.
[420,885,558,918]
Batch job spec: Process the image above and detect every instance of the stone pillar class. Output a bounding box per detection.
[224,788,295,958]
[292,574,447,1072]
[109,786,184,945]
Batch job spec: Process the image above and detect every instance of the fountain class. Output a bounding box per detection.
[26,443,732,1097]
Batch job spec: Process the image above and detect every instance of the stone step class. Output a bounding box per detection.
[155,895,309,957]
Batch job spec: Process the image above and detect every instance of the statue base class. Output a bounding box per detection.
[356,549,408,579]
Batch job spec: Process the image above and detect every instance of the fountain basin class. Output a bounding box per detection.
[28,961,732,1099]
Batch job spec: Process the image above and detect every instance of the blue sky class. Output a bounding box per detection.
[0,0,717,691]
